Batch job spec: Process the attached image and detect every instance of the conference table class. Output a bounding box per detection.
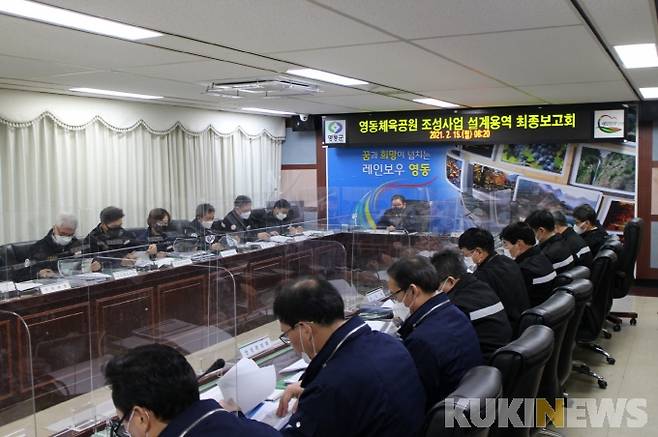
[0,229,455,436]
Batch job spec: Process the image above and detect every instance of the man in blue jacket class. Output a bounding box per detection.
[104,344,278,437]
[387,256,483,409]
[274,277,425,437]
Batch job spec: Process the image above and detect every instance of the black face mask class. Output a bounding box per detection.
[106,227,124,238]
[153,223,168,233]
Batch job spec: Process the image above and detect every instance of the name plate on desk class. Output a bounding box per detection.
[257,242,277,250]
[112,269,138,280]
[172,258,194,268]
[366,287,386,302]
[0,281,17,293]
[220,249,238,258]
[239,336,272,358]
[40,281,71,294]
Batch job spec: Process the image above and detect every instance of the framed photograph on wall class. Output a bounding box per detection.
[471,162,518,195]
[513,176,603,222]
[570,144,636,195]
[461,144,497,160]
[446,154,464,191]
[598,196,635,234]
[499,143,568,175]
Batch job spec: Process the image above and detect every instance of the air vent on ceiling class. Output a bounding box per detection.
[205,77,321,99]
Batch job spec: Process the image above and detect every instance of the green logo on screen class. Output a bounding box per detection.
[327,121,344,134]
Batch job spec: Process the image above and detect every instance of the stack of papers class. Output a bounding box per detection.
[270,235,293,244]
[279,358,308,374]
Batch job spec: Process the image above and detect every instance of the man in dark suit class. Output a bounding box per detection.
[376,194,420,232]
[553,210,593,268]
[573,204,609,256]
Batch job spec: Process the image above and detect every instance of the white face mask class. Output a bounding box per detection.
[392,301,410,322]
[298,326,316,364]
[240,211,251,220]
[52,234,73,246]
[503,248,513,259]
[573,223,584,234]
[464,257,477,272]
[201,220,213,229]
[275,212,287,221]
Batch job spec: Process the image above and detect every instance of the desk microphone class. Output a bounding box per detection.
[198,358,225,379]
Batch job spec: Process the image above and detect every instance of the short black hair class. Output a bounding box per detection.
[458,228,495,254]
[234,195,252,208]
[552,210,568,227]
[274,199,291,210]
[500,221,536,246]
[100,206,124,224]
[391,194,406,203]
[573,204,597,224]
[525,209,555,231]
[430,249,467,281]
[195,203,215,218]
[104,344,199,421]
[273,277,344,327]
[387,256,439,293]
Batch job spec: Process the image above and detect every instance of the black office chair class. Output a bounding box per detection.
[169,219,193,236]
[489,325,554,437]
[577,249,617,365]
[518,291,575,409]
[553,266,590,288]
[606,218,643,330]
[552,280,599,389]
[424,366,502,437]
[10,241,35,265]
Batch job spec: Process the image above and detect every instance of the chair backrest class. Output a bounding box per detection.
[615,218,644,298]
[578,249,617,342]
[518,291,575,404]
[10,241,35,264]
[425,366,502,437]
[554,279,593,389]
[169,219,193,235]
[489,325,554,437]
[554,266,590,287]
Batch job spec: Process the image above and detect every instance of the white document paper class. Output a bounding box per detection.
[284,371,304,385]
[218,358,276,413]
[279,358,308,374]
[249,400,294,430]
[200,384,224,402]
[0,281,16,293]
[74,272,111,280]
[381,299,395,309]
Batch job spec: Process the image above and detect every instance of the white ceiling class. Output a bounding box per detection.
[0,0,655,115]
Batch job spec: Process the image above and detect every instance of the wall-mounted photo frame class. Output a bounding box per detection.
[446,154,464,191]
[461,144,497,160]
[471,162,518,196]
[570,144,636,195]
[513,176,603,222]
[598,196,635,235]
[499,143,568,175]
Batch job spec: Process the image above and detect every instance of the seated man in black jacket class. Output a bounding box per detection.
[500,221,557,307]
[430,249,512,360]
[553,210,593,268]
[252,199,304,236]
[525,209,575,274]
[573,204,609,256]
[25,213,100,279]
[221,195,270,241]
[104,344,279,437]
[458,227,529,329]
[85,207,148,267]
[186,203,223,251]
[376,194,420,232]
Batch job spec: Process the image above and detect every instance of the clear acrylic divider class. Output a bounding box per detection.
[0,310,38,437]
